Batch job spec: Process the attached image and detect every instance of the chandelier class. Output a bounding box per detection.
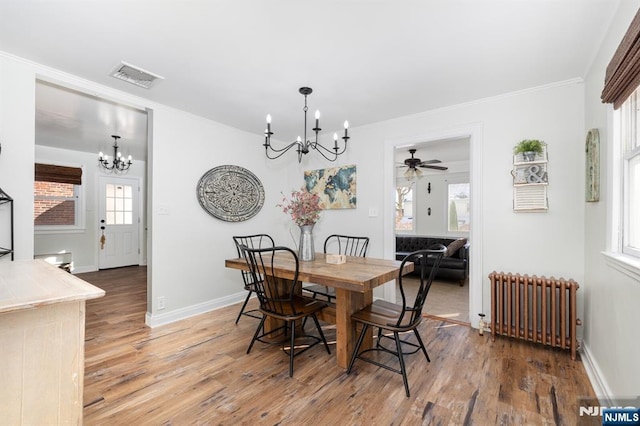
[263,87,350,162]
[98,135,132,172]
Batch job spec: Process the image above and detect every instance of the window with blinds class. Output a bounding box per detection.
[34,163,84,229]
[602,8,640,260]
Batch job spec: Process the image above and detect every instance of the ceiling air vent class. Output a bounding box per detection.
[109,61,164,89]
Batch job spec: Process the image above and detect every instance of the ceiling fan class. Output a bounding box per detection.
[397,148,448,178]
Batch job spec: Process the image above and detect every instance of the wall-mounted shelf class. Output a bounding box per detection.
[0,187,14,260]
[512,145,548,211]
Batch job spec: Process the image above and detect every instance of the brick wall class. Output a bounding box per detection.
[34,181,76,225]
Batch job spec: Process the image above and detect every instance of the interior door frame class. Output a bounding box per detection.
[97,174,144,269]
[383,123,484,329]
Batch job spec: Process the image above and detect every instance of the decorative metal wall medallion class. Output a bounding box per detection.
[197,165,265,222]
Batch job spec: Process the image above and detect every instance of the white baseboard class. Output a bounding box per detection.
[72,263,148,275]
[71,265,98,274]
[145,291,250,328]
[580,342,614,405]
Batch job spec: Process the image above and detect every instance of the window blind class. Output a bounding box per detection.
[602,8,640,109]
[35,163,82,185]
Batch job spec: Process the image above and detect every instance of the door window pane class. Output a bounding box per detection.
[105,183,134,225]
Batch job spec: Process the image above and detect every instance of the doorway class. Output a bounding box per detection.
[98,175,142,269]
[394,138,470,323]
[382,124,483,329]
[34,79,149,274]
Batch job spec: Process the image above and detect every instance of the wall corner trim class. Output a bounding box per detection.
[580,342,614,405]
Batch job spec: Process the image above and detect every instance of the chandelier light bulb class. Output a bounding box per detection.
[266,114,271,124]
[333,133,338,141]
[128,155,132,161]
[344,120,349,129]
[315,110,320,119]
[99,151,103,158]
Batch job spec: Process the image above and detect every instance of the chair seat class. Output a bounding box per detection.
[351,299,419,331]
[347,247,446,398]
[260,295,327,320]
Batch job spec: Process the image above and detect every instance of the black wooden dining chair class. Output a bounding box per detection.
[241,245,331,377]
[232,234,275,324]
[304,234,370,302]
[346,245,446,397]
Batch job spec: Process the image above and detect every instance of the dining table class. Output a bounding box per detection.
[225,252,414,369]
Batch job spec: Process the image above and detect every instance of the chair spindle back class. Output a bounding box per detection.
[232,234,275,286]
[396,245,447,327]
[323,234,370,257]
[240,245,301,317]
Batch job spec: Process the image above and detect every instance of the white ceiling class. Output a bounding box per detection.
[35,81,149,160]
[395,137,470,167]
[0,0,620,158]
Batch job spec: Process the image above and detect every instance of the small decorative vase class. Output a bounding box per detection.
[523,151,536,162]
[298,224,315,261]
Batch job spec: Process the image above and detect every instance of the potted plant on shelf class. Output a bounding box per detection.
[514,139,544,162]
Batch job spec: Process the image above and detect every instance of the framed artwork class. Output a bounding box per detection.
[585,129,600,202]
[304,164,356,209]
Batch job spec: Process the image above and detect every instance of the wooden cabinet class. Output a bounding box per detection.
[512,146,548,211]
[0,260,105,424]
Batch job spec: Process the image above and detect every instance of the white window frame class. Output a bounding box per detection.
[395,182,415,233]
[604,94,640,280]
[443,173,471,236]
[623,145,640,258]
[446,179,470,234]
[618,90,640,258]
[34,162,86,234]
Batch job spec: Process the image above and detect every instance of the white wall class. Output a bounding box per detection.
[398,162,470,238]
[0,55,35,261]
[34,145,147,272]
[327,82,584,313]
[147,107,297,325]
[0,52,290,326]
[583,0,640,401]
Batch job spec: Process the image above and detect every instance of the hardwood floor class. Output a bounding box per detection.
[399,277,470,324]
[79,267,597,425]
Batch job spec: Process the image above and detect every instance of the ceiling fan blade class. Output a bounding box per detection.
[419,164,449,171]
[419,159,442,165]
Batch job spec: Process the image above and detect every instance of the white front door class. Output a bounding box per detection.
[98,176,140,269]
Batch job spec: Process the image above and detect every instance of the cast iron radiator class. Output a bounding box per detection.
[488,272,581,360]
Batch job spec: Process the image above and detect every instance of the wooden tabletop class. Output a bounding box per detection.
[0,260,105,314]
[225,252,413,292]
